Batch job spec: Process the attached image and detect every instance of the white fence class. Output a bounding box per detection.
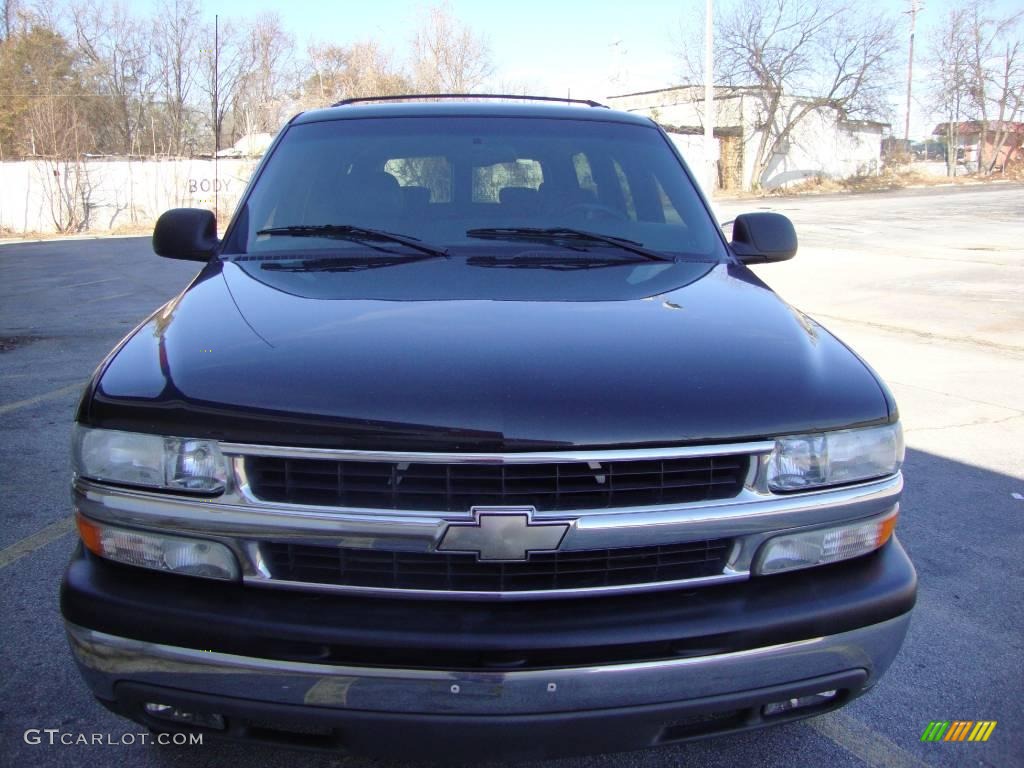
[0,158,259,234]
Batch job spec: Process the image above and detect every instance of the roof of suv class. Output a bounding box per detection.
[292,100,657,127]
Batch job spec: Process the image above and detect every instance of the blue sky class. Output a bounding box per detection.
[167,0,1019,138]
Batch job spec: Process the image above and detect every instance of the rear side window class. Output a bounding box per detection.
[654,177,683,225]
[473,159,543,203]
[611,159,638,221]
[384,156,452,202]
[572,153,598,195]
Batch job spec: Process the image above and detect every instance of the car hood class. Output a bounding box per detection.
[86,259,893,451]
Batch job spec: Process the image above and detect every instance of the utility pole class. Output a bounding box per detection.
[214,14,219,226]
[904,0,923,145]
[704,0,715,197]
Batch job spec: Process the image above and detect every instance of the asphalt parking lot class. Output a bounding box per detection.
[1,183,1022,768]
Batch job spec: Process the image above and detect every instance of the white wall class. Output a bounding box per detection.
[0,158,258,234]
[608,88,744,127]
[608,89,884,191]
[0,108,885,233]
[758,106,883,188]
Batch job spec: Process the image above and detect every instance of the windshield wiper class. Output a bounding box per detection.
[467,255,640,271]
[465,227,673,262]
[260,254,440,273]
[256,224,449,258]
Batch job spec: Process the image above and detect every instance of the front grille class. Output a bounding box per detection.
[264,538,732,592]
[245,454,749,512]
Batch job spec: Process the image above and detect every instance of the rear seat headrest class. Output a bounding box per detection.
[499,186,540,208]
[400,186,431,207]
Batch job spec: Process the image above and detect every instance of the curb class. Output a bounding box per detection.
[0,233,148,246]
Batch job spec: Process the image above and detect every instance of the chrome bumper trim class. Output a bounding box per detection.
[66,614,911,715]
[73,474,902,550]
[73,473,901,598]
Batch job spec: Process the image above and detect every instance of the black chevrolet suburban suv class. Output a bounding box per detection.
[62,96,915,761]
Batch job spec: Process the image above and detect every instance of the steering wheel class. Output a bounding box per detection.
[564,202,629,222]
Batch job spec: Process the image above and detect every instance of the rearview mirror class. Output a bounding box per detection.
[153,208,219,261]
[729,212,797,264]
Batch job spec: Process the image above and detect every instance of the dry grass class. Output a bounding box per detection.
[107,222,154,236]
[723,163,1024,199]
[1002,162,1024,181]
[0,222,153,242]
[772,167,980,196]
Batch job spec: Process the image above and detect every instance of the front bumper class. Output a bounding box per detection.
[62,538,915,759]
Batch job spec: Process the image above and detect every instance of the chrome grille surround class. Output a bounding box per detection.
[243,452,750,512]
[72,440,903,600]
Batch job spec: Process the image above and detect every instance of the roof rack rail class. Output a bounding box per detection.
[332,93,608,109]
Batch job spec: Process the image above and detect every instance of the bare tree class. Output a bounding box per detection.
[929,6,973,175]
[30,94,93,231]
[152,0,201,156]
[682,0,898,189]
[303,40,409,106]
[2,0,20,41]
[928,1,1022,175]
[233,13,295,137]
[197,17,251,152]
[410,2,493,93]
[963,0,1023,173]
[304,43,348,104]
[983,33,1024,173]
[72,0,156,155]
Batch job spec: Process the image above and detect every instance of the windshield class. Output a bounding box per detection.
[227,115,724,260]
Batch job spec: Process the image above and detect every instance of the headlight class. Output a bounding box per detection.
[72,426,228,493]
[755,509,898,575]
[766,423,903,492]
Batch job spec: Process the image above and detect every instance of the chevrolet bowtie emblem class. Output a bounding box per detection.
[437,508,572,562]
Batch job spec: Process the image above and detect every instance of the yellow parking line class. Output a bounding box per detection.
[811,714,933,768]
[84,291,136,304]
[0,382,83,415]
[0,517,75,570]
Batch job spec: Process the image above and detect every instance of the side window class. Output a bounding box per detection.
[653,176,683,224]
[572,153,598,195]
[473,159,543,203]
[383,156,452,202]
[611,159,638,220]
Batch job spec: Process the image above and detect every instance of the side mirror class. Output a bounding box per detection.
[729,212,798,264]
[153,208,219,261]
